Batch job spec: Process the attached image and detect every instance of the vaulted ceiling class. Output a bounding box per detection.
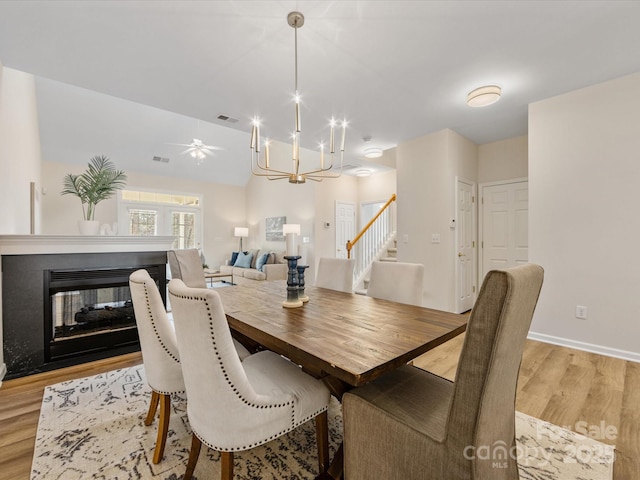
[1,1,639,185]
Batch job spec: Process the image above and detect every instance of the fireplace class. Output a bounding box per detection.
[44,265,165,362]
[1,247,168,379]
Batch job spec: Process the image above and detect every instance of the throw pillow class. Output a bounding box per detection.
[256,252,271,272]
[233,251,253,268]
[265,252,275,264]
[248,249,260,269]
[230,251,240,265]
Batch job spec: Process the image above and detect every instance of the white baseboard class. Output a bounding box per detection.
[0,362,6,386]
[527,331,640,363]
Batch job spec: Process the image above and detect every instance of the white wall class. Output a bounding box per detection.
[40,161,246,270]
[358,170,396,205]
[529,72,640,360]
[478,135,528,184]
[0,66,42,234]
[0,65,44,382]
[313,173,359,268]
[396,128,477,310]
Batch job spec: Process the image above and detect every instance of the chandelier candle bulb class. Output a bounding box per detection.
[250,122,257,150]
[341,121,346,152]
[330,120,335,153]
[265,141,270,168]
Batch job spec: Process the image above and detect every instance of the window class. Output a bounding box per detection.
[117,189,202,250]
[172,211,195,249]
[129,209,158,237]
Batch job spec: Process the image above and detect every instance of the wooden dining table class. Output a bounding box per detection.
[215,280,467,479]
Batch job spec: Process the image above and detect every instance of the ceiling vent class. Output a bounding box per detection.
[217,114,239,123]
[152,156,170,163]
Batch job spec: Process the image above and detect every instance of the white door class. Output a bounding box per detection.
[455,179,476,313]
[480,180,529,282]
[335,202,356,259]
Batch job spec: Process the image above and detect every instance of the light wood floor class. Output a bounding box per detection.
[1,339,638,480]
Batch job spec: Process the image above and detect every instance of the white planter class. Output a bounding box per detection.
[78,220,100,235]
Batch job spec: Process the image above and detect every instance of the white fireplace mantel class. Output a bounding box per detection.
[0,235,175,255]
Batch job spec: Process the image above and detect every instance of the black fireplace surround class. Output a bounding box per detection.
[2,250,167,379]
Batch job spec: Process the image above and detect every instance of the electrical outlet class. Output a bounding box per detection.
[575,305,588,319]
[431,234,441,244]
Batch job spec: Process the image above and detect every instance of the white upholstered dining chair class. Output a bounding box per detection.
[168,279,331,480]
[167,248,207,288]
[315,257,355,293]
[129,269,250,463]
[366,260,424,306]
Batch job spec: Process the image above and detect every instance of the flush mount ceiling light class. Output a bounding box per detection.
[355,168,372,177]
[363,147,383,159]
[250,11,346,184]
[467,85,502,107]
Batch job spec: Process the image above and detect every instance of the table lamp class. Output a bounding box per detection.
[234,227,249,251]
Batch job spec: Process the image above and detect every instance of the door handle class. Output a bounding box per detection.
[458,252,465,257]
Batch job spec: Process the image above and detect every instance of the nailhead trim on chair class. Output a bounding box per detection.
[131,277,185,395]
[192,405,329,453]
[132,278,181,364]
[170,290,328,452]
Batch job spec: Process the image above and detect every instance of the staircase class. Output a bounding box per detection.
[355,238,397,295]
[346,194,397,294]
[381,239,397,263]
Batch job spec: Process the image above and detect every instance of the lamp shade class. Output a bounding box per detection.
[234,227,249,238]
[282,224,301,235]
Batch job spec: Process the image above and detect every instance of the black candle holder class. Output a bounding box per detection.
[283,255,303,308]
[296,265,309,302]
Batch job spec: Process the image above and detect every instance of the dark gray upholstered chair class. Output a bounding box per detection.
[366,260,424,306]
[129,269,250,463]
[315,257,355,293]
[168,279,331,480]
[343,263,544,480]
[167,248,207,288]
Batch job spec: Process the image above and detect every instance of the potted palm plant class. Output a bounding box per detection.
[61,155,127,235]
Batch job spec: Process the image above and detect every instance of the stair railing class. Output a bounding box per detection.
[347,194,396,286]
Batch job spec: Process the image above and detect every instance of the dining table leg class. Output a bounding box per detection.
[314,375,351,480]
[315,443,343,480]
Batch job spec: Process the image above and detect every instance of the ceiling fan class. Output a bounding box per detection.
[168,120,224,164]
[169,138,223,163]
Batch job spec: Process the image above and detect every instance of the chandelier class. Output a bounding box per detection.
[250,11,347,184]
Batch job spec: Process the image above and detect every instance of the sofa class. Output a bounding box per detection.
[219,248,287,285]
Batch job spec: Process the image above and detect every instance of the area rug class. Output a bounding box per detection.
[31,366,615,480]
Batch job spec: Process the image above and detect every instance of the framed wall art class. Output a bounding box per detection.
[265,216,286,241]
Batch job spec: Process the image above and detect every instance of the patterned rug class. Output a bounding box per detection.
[31,365,615,480]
